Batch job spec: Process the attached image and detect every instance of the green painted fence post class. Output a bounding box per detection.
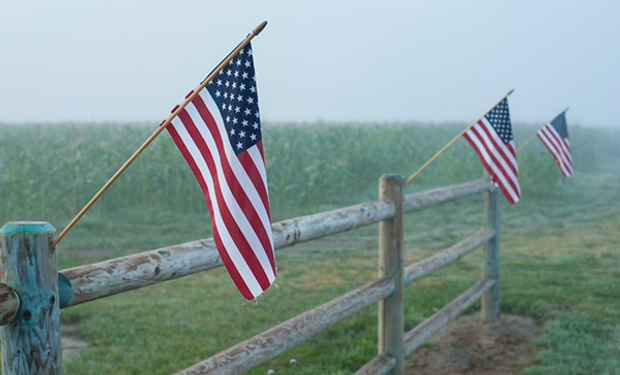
[481,177,501,323]
[0,222,61,374]
[378,175,404,375]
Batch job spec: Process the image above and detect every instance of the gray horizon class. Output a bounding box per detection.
[1,0,618,128]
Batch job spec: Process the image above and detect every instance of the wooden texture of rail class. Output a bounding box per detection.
[59,179,492,308]
[0,178,497,375]
[403,278,495,355]
[173,178,495,375]
[173,277,395,375]
[404,227,495,286]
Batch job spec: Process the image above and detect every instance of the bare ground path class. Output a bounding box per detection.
[405,313,542,375]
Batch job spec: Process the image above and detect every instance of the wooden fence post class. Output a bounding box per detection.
[378,175,404,375]
[481,178,501,323]
[0,222,61,374]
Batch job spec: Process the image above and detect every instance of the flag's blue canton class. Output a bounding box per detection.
[206,44,261,156]
[484,99,513,144]
[550,112,568,139]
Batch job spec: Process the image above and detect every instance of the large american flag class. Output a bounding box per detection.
[536,111,573,178]
[463,99,521,204]
[165,43,275,300]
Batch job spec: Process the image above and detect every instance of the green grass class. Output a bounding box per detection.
[1,121,619,374]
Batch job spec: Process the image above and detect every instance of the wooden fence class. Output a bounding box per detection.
[0,175,500,374]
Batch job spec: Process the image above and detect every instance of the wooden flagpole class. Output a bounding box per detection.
[52,21,269,248]
[515,107,569,155]
[515,133,537,154]
[404,89,514,186]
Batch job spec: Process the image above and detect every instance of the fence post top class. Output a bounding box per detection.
[1,222,56,236]
[380,174,404,181]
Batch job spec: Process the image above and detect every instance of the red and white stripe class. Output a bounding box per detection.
[537,124,573,178]
[166,90,275,301]
[463,118,521,204]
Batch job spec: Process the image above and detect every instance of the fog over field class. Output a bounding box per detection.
[1,0,619,127]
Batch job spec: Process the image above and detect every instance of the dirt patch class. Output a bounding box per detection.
[405,314,542,375]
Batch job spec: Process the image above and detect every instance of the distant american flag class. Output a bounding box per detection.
[537,111,573,178]
[165,43,275,300]
[463,99,521,204]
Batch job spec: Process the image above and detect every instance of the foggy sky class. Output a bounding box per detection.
[1,0,618,127]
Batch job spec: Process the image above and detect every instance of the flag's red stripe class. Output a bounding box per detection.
[558,136,573,170]
[469,123,520,199]
[178,109,272,290]
[464,131,517,205]
[474,122,520,195]
[237,148,274,269]
[538,126,571,177]
[541,126,571,174]
[166,123,254,299]
[190,94,274,271]
[477,121,518,177]
[257,139,266,160]
[250,141,275,269]
[255,141,271,221]
[562,139,574,172]
[238,149,270,218]
[536,129,566,171]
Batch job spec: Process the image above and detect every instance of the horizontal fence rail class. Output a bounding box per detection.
[404,227,495,286]
[403,178,490,213]
[403,278,495,355]
[60,179,491,308]
[173,277,395,375]
[353,352,396,375]
[0,177,499,375]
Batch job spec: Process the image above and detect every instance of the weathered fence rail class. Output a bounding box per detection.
[0,176,500,375]
[59,178,490,308]
[175,277,395,375]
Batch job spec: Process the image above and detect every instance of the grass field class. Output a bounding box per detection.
[1,121,619,374]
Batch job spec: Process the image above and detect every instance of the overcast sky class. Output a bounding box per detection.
[1,0,618,127]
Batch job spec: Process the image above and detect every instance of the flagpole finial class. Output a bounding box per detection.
[564,106,570,113]
[253,21,268,36]
[507,89,515,96]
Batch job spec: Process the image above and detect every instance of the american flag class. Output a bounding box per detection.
[463,99,521,204]
[536,111,573,178]
[165,43,275,300]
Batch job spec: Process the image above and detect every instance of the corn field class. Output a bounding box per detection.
[0,121,616,224]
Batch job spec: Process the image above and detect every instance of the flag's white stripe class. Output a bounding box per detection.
[467,130,518,203]
[247,146,274,249]
[560,138,573,167]
[247,146,270,203]
[546,125,573,171]
[562,138,574,174]
[170,117,265,296]
[186,100,275,281]
[473,122,520,186]
[185,100,275,282]
[468,126,520,201]
[198,91,274,251]
[562,139,574,173]
[541,125,572,173]
[466,126,520,202]
[538,128,568,176]
[538,126,571,177]
[479,118,518,168]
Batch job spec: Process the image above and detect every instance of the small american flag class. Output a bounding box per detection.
[463,99,521,204]
[536,111,573,178]
[165,43,275,300]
